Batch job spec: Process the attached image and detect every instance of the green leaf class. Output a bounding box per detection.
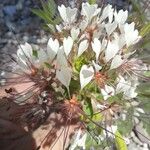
[92,113,103,122]
[88,0,96,4]
[69,78,80,95]
[31,0,61,27]
[140,22,150,37]
[137,83,150,96]
[44,62,52,68]
[115,131,128,150]
[73,56,88,72]
[83,98,93,117]
[144,71,150,77]
[32,50,38,58]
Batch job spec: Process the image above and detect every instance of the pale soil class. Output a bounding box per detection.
[0,81,79,150]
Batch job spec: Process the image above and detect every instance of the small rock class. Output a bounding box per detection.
[3,5,17,17]
[20,18,31,26]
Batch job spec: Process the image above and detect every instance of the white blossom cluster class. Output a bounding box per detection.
[9,2,148,149]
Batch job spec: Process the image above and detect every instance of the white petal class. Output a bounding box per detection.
[91,38,101,61]
[124,22,139,46]
[38,50,48,64]
[78,40,89,57]
[17,42,33,67]
[105,41,119,62]
[47,38,59,61]
[56,47,68,67]
[17,42,32,58]
[58,5,67,22]
[71,27,80,41]
[114,10,128,24]
[110,55,124,69]
[63,36,73,56]
[79,20,88,31]
[80,65,94,89]
[124,86,137,99]
[58,5,77,23]
[101,85,115,100]
[56,24,63,32]
[92,61,102,72]
[81,3,100,21]
[66,7,78,23]
[100,4,114,23]
[56,67,71,89]
[105,22,117,35]
[113,33,126,49]
[116,76,130,93]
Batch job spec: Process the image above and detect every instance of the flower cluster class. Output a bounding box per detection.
[1,2,149,150]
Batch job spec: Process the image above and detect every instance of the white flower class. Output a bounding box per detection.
[58,5,77,24]
[123,22,139,46]
[81,3,101,22]
[78,40,89,57]
[71,27,80,41]
[63,36,73,56]
[114,10,128,24]
[47,38,59,61]
[91,38,101,61]
[105,40,119,62]
[110,55,124,69]
[80,65,94,89]
[101,85,115,100]
[70,129,87,150]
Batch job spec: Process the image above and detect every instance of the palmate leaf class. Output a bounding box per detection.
[115,131,128,150]
[31,0,61,27]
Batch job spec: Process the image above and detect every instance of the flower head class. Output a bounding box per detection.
[1,2,149,150]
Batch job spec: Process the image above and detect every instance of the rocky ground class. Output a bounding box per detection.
[0,0,150,150]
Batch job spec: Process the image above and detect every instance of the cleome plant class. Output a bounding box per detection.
[0,0,150,150]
